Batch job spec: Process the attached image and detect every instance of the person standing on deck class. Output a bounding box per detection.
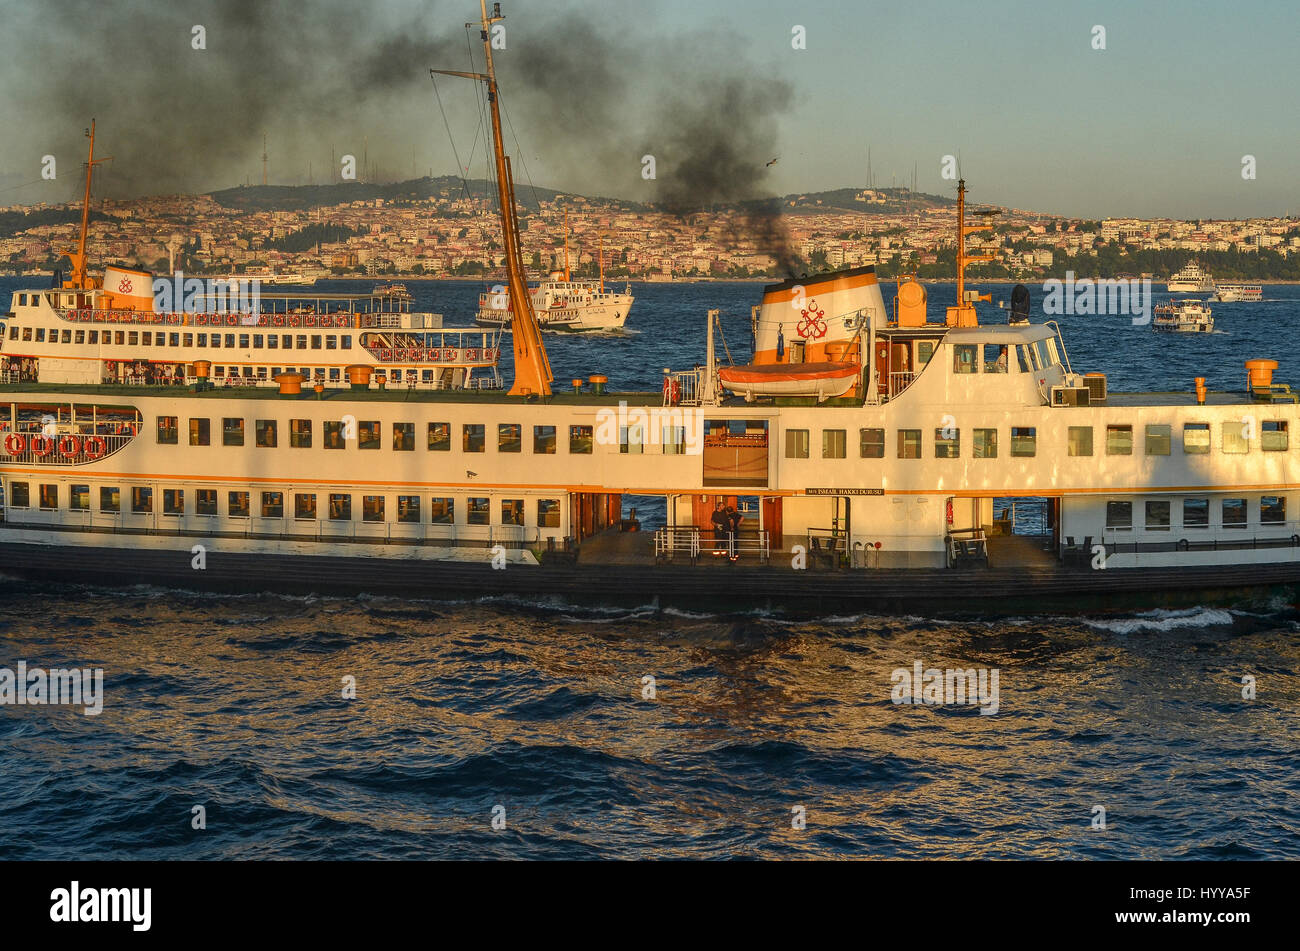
[710,501,728,557]
[725,504,743,563]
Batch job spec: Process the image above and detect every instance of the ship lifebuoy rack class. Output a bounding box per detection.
[1,432,110,460]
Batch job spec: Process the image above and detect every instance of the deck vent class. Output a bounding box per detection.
[1083,372,1107,403]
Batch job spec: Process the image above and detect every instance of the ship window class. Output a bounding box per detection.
[1222,421,1250,454]
[1011,427,1037,457]
[295,493,316,520]
[934,427,960,458]
[36,328,45,342]
[1016,345,1032,373]
[328,368,339,382]
[1263,421,1288,451]
[1222,498,1247,529]
[342,335,352,350]
[392,422,414,451]
[328,494,351,520]
[1067,426,1092,456]
[859,428,885,458]
[17,294,25,306]
[534,425,556,454]
[464,424,486,452]
[197,490,218,516]
[974,428,998,458]
[70,485,89,511]
[74,330,85,344]
[358,421,381,449]
[21,327,32,342]
[62,329,71,344]
[428,422,451,451]
[785,429,810,459]
[1145,424,1171,455]
[129,332,141,346]
[538,499,561,528]
[430,498,454,524]
[569,425,593,454]
[1106,425,1133,455]
[189,418,210,446]
[917,341,936,366]
[1183,498,1209,528]
[255,420,277,448]
[1261,496,1286,524]
[282,335,293,349]
[210,335,221,349]
[184,333,193,347]
[296,335,307,349]
[88,330,98,344]
[467,497,490,525]
[38,484,57,510]
[897,429,921,459]
[397,496,420,523]
[983,344,1008,372]
[1102,501,1133,530]
[953,344,978,374]
[157,416,179,445]
[499,423,522,453]
[322,421,345,449]
[267,335,278,349]
[113,331,124,345]
[1144,500,1170,531]
[46,333,57,347]
[1183,422,1210,454]
[9,326,17,340]
[197,333,207,346]
[251,334,262,348]
[663,426,686,454]
[290,419,312,448]
[1033,339,1054,369]
[262,491,284,518]
[163,489,184,516]
[620,424,644,454]
[501,499,524,525]
[823,430,847,458]
[131,487,152,513]
[225,334,235,347]
[223,418,245,446]
[362,496,384,522]
[141,332,151,346]
[326,336,337,350]
[98,486,118,513]
[168,333,178,347]
[311,335,322,350]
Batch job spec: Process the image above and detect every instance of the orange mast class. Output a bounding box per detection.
[65,120,112,291]
[562,207,570,282]
[946,178,994,327]
[433,1,552,397]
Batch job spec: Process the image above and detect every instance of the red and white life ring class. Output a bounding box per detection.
[4,433,26,455]
[58,435,81,458]
[29,434,54,457]
[83,435,107,459]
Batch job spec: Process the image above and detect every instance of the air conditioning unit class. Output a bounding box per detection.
[1052,386,1090,407]
[1083,373,1107,403]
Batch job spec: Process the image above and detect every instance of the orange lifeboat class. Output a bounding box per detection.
[718,362,860,402]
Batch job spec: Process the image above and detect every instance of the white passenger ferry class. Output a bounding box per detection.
[1214,283,1263,302]
[2,2,1298,612]
[1166,261,1215,292]
[1153,299,1214,333]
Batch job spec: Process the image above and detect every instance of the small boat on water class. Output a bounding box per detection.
[1213,283,1263,302]
[1153,299,1214,333]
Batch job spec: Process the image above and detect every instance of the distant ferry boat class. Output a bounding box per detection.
[1166,261,1215,292]
[1153,299,1214,333]
[476,270,633,332]
[1213,283,1263,302]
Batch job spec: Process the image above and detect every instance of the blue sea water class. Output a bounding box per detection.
[0,274,1298,859]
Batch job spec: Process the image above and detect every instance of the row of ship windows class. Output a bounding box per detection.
[1104,497,1287,531]
[786,422,1290,459]
[5,483,563,526]
[12,326,353,351]
[156,417,603,452]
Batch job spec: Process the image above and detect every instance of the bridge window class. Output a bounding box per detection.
[463,424,485,452]
[570,425,593,454]
[1263,421,1288,451]
[363,496,384,522]
[1183,498,1208,528]
[1222,421,1250,454]
[974,428,998,458]
[501,499,524,525]
[189,418,210,446]
[1183,422,1210,454]
[1106,425,1132,455]
[1068,426,1092,456]
[295,493,316,519]
[499,423,522,452]
[953,344,978,374]
[256,420,277,448]
[897,429,921,459]
[1144,500,1169,531]
[1261,496,1286,524]
[859,428,884,458]
[785,429,810,459]
[163,489,184,516]
[983,344,1009,373]
[1145,424,1171,455]
[131,487,152,513]
[1106,500,1132,529]
[430,498,454,524]
[262,492,284,518]
[157,416,179,444]
[934,428,960,458]
[228,491,250,518]
[70,485,89,511]
[1011,427,1036,457]
[98,486,118,513]
[467,497,490,525]
[538,499,561,528]
[397,496,420,523]
[1222,498,1247,529]
[197,490,218,515]
[290,419,312,448]
[428,422,451,451]
[223,418,244,447]
[392,422,414,451]
[822,430,847,458]
[328,494,351,520]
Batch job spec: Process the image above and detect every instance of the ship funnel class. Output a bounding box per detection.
[103,266,156,312]
[751,266,884,366]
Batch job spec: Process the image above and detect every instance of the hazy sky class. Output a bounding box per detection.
[1,0,1295,219]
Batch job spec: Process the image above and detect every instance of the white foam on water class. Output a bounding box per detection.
[1082,606,1237,634]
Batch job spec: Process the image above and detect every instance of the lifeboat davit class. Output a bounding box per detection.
[718,361,860,402]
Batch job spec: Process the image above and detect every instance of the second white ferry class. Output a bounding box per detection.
[1166,261,1215,292]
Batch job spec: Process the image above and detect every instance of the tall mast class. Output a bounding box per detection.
[434,1,551,397]
[597,231,604,293]
[67,120,111,290]
[562,207,570,281]
[947,178,993,327]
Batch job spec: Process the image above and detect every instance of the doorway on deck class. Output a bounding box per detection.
[987,496,1059,567]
